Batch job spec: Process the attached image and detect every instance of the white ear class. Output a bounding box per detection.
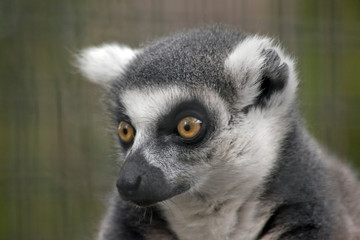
[76,43,138,85]
[225,35,297,110]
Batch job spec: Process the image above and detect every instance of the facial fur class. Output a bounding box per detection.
[76,27,296,209]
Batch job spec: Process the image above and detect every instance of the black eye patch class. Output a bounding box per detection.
[157,99,213,145]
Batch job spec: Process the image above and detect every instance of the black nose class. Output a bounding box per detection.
[115,151,190,207]
[116,154,143,200]
[116,175,142,200]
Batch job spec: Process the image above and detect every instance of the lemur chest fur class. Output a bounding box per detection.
[161,193,270,240]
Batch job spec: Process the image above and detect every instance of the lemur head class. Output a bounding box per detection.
[77,27,298,207]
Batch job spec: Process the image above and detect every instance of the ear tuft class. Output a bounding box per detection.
[75,43,137,85]
[225,35,297,110]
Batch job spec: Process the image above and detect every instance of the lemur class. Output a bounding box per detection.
[76,27,360,240]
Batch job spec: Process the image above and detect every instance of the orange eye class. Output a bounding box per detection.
[118,121,135,143]
[177,117,202,139]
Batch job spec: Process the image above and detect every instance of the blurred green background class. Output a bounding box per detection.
[0,0,359,239]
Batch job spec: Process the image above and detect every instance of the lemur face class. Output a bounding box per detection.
[76,27,297,207]
[113,86,228,206]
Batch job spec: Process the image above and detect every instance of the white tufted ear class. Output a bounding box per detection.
[76,43,138,85]
[225,35,298,110]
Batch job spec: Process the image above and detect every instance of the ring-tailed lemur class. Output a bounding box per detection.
[76,27,360,240]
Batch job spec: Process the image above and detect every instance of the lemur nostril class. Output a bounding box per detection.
[116,175,142,200]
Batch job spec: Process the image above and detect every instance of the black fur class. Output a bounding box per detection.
[256,49,288,106]
[100,197,177,240]
[157,99,212,146]
[117,150,189,207]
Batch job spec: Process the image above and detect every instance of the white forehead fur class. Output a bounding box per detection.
[121,86,230,129]
[224,35,298,111]
[76,43,138,84]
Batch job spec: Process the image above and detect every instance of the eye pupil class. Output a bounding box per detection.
[184,125,191,131]
[123,128,128,135]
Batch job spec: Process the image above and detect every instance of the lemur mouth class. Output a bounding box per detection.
[129,199,159,208]
[118,191,158,207]
[119,183,190,208]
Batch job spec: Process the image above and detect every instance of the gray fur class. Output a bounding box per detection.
[109,27,244,103]
[77,27,360,240]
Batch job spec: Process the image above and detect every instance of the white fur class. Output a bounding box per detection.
[76,43,137,84]
[225,35,298,111]
[120,87,185,131]
[225,36,271,109]
[162,193,274,240]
